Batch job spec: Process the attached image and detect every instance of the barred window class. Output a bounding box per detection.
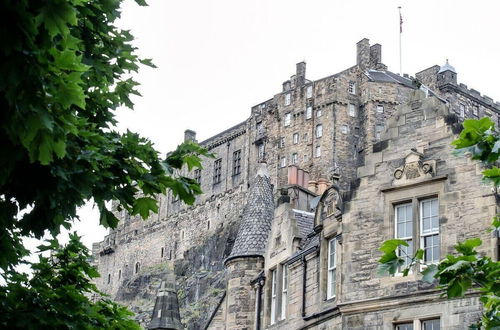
[348,81,356,94]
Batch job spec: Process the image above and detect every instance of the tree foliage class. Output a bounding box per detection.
[378,117,500,329]
[0,0,212,327]
[1,234,140,329]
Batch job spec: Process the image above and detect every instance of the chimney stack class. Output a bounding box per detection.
[356,38,370,68]
[369,44,382,68]
[296,61,306,86]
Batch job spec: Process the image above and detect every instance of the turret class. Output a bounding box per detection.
[437,59,457,85]
[224,162,274,330]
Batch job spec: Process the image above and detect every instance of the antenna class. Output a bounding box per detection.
[398,6,403,75]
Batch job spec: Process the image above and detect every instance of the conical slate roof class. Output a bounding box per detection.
[225,162,274,263]
[148,274,183,330]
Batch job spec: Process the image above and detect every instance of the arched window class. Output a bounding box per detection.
[135,262,140,274]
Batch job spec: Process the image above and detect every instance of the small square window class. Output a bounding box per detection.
[340,125,349,134]
[285,93,291,106]
[377,104,384,113]
[317,109,322,117]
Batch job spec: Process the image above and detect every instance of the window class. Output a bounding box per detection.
[348,81,356,94]
[395,203,413,271]
[394,198,440,273]
[258,144,265,161]
[285,93,291,106]
[375,124,385,140]
[473,105,479,117]
[194,169,201,184]
[395,323,413,330]
[420,198,439,264]
[270,269,277,324]
[280,157,287,168]
[306,106,312,119]
[317,108,322,118]
[315,146,321,158]
[348,104,356,117]
[281,265,288,320]
[207,220,210,230]
[459,103,465,119]
[107,273,111,284]
[284,112,291,126]
[118,269,121,280]
[161,247,164,258]
[135,262,140,274]
[377,104,384,113]
[327,238,337,299]
[293,133,299,144]
[291,153,298,165]
[316,124,323,138]
[341,125,348,134]
[213,159,222,184]
[422,319,440,330]
[306,85,313,98]
[256,122,263,134]
[279,137,285,148]
[233,150,241,176]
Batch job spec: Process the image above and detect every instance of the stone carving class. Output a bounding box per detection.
[393,150,435,184]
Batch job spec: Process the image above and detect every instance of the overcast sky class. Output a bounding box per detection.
[67,0,500,249]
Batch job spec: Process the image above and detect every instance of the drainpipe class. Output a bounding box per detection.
[301,254,307,318]
[256,281,263,330]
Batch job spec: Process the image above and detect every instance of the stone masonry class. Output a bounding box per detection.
[92,39,500,329]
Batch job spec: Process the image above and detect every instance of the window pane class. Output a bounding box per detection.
[422,319,440,330]
[395,323,414,330]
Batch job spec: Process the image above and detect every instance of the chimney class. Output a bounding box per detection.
[369,44,382,68]
[296,61,306,86]
[356,38,370,68]
[184,129,197,142]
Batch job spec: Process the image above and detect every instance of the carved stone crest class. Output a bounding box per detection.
[393,150,435,184]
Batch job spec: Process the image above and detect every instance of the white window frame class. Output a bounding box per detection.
[285,93,291,106]
[348,104,356,117]
[293,133,299,144]
[377,104,384,113]
[315,145,321,158]
[306,106,312,119]
[280,156,287,168]
[341,125,348,134]
[317,108,322,118]
[306,85,313,98]
[421,318,441,330]
[327,237,337,299]
[395,203,413,273]
[316,124,323,138]
[281,265,288,320]
[284,113,291,127]
[420,198,440,264]
[291,153,298,165]
[270,269,277,325]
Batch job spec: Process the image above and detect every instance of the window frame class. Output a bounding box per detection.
[232,150,241,176]
[284,112,291,127]
[348,104,356,117]
[291,153,298,165]
[285,93,291,106]
[258,144,265,161]
[419,198,440,264]
[213,158,222,184]
[293,132,299,144]
[306,105,312,120]
[306,85,313,98]
[270,269,277,325]
[327,237,337,300]
[280,156,287,168]
[394,202,414,272]
[194,168,202,184]
[348,81,356,94]
[281,264,288,320]
[317,108,322,118]
[376,104,384,113]
[316,124,323,138]
[315,145,321,158]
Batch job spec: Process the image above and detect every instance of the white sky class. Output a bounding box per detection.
[67,0,500,249]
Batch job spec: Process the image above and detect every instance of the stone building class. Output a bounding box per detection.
[91,39,500,329]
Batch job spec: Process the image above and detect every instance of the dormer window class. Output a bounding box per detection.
[285,93,291,106]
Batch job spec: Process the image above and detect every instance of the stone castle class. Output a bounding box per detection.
[92,38,500,329]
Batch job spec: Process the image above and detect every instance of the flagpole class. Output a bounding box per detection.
[399,6,402,75]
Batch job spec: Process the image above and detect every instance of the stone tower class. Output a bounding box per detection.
[223,162,274,330]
